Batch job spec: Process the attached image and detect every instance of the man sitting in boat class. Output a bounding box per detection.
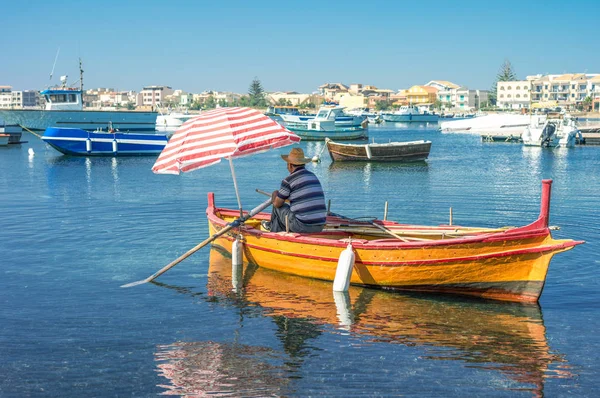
[262,147,327,233]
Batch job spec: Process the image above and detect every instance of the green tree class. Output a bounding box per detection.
[126,102,135,110]
[375,100,391,111]
[433,99,443,110]
[218,99,228,108]
[248,77,267,108]
[203,96,216,109]
[490,59,517,105]
[582,96,593,111]
[189,100,202,110]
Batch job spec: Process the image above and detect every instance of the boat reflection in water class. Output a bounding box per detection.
[155,340,290,397]
[154,246,574,396]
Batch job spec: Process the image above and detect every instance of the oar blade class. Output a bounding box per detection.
[120,279,150,288]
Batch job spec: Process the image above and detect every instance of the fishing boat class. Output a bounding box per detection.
[280,106,366,128]
[325,137,431,162]
[206,180,583,303]
[42,127,168,156]
[382,105,439,122]
[0,74,157,132]
[282,106,368,141]
[205,246,562,396]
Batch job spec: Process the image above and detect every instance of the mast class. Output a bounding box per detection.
[79,58,84,93]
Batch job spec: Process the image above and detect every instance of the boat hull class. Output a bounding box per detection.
[280,114,365,127]
[205,180,582,303]
[0,109,157,131]
[286,126,368,141]
[327,139,431,162]
[42,127,168,156]
[383,114,439,122]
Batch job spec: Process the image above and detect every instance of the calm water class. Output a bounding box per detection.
[1,123,599,397]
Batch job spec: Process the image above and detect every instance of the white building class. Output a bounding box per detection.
[267,91,311,106]
[425,81,488,110]
[138,85,174,107]
[0,86,38,109]
[425,80,460,108]
[496,81,531,109]
[498,73,600,109]
[455,88,489,110]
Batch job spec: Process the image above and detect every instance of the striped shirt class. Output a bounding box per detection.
[277,166,326,225]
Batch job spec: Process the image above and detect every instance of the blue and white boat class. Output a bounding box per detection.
[280,106,366,127]
[382,105,439,123]
[42,127,168,156]
[0,76,157,132]
[282,106,368,141]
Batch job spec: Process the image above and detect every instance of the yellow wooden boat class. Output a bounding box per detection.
[203,245,568,395]
[206,180,583,303]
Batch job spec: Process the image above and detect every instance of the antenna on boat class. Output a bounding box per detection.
[49,47,60,81]
[79,58,84,92]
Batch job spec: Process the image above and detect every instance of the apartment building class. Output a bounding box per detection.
[424,81,488,110]
[318,83,349,102]
[267,91,312,106]
[138,85,174,107]
[0,86,38,109]
[496,81,530,109]
[499,73,600,109]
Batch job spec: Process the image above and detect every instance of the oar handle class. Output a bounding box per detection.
[256,188,270,197]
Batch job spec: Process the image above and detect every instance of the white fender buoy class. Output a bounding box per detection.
[333,242,355,292]
[28,148,34,156]
[231,237,244,291]
[112,139,118,153]
[333,291,354,329]
[85,138,92,152]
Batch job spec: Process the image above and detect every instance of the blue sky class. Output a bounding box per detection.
[2,0,599,94]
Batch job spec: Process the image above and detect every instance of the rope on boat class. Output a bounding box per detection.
[19,125,43,139]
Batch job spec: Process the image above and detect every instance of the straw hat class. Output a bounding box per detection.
[281,147,311,164]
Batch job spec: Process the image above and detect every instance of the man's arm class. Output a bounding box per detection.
[272,190,285,208]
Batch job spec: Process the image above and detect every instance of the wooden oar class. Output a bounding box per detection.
[121,197,272,288]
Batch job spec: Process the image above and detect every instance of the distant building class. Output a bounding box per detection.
[138,85,174,107]
[404,85,438,105]
[497,81,530,109]
[424,80,487,110]
[425,80,460,108]
[318,83,349,102]
[455,88,488,110]
[0,86,38,109]
[267,92,312,106]
[499,73,600,109]
[338,84,394,110]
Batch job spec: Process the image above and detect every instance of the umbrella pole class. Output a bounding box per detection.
[229,157,244,218]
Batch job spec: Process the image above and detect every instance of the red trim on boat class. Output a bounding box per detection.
[215,231,582,266]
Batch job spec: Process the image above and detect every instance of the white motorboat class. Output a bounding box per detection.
[156,112,198,132]
[382,106,439,123]
[440,114,535,135]
[522,115,581,148]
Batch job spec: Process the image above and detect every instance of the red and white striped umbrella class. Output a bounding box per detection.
[152,107,300,174]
